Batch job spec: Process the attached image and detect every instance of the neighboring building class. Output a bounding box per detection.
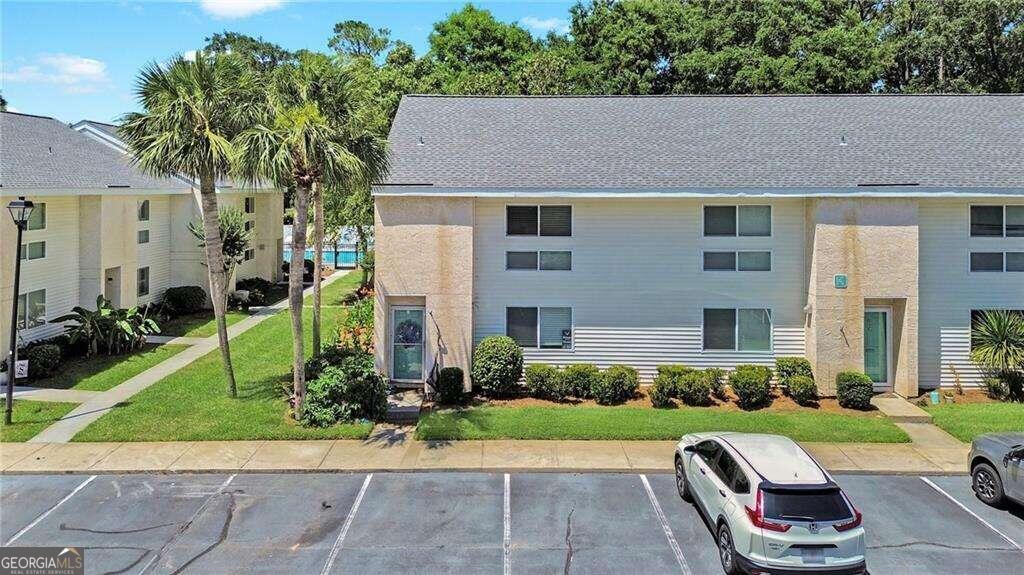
[373,95,1023,397]
[0,111,284,357]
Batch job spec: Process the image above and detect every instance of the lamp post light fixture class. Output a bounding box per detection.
[5,196,34,425]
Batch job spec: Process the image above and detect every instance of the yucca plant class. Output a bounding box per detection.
[970,310,1024,401]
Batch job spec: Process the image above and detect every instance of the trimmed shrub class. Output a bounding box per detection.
[592,364,639,405]
[25,344,61,379]
[676,372,713,406]
[435,367,466,405]
[656,364,695,381]
[650,377,676,408]
[304,343,352,380]
[788,375,819,406]
[562,363,600,399]
[776,357,813,386]
[236,277,274,294]
[704,368,727,400]
[302,350,389,427]
[163,286,207,316]
[525,363,567,401]
[730,365,772,409]
[472,336,523,397]
[836,371,874,410]
[982,376,1008,400]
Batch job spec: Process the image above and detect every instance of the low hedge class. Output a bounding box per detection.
[472,336,523,398]
[730,365,772,409]
[788,375,819,406]
[592,365,639,405]
[676,372,713,406]
[25,344,62,379]
[525,363,567,401]
[435,367,466,405]
[836,371,874,410]
[163,286,207,316]
[562,364,600,399]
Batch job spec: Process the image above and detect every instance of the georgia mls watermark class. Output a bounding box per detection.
[0,547,84,575]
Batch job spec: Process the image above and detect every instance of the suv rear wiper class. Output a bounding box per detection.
[779,515,816,521]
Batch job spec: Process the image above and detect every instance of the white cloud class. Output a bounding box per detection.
[182,50,199,62]
[1,53,111,94]
[520,16,569,35]
[199,0,283,19]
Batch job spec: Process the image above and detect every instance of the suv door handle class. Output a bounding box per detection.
[699,466,706,475]
[718,489,726,497]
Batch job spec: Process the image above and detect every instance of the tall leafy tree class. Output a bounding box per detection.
[120,53,258,398]
[329,20,392,58]
[204,31,296,72]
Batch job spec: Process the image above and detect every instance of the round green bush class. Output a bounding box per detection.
[525,363,567,401]
[788,374,818,406]
[703,368,726,400]
[302,350,389,427]
[471,336,523,397]
[676,372,713,406]
[649,378,676,408]
[836,371,874,410]
[730,365,772,409]
[435,367,466,405]
[592,365,639,405]
[776,357,813,387]
[25,344,61,379]
[163,285,207,316]
[562,363,600,399]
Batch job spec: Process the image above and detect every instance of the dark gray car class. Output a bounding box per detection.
[969,432,1024,507]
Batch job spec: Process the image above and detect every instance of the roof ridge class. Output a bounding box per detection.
[403,93,1024,99]
[1,110,57,120]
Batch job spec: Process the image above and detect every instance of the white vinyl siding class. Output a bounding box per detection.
[136,195,171,306]
[474,198,806,381]
[13,197,79,343]
[919,199,1024,389]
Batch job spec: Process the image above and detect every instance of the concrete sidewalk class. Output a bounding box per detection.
[0,436,969,475]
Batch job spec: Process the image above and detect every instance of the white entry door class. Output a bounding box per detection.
[391,306,425,382]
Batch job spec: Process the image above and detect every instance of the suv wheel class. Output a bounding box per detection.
[972,462,1005,506]
[675,457,692,502]
[717,523,741,575]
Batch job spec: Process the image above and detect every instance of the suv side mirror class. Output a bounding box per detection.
[1004,448,1024,467]
[683,444,696,454]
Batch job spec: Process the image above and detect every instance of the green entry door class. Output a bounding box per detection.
[864,308,890,386]
[392,307,425,382]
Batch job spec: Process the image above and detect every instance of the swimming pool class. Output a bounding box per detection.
[283,248,362,267]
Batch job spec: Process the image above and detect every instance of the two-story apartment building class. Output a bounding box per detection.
[0,111,284,357]
[373,95,1023,397]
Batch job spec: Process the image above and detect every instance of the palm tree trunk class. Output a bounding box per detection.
[290,183,311,418]
[312,181,324,358]
[356,225,368,287]
[198,172,237,397]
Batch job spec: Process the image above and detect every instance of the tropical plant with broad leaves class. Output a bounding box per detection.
[50,296,112,357]
[51,296,160,356]
[971,310,1024,401]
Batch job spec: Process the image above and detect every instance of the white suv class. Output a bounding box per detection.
[674,433,866,575]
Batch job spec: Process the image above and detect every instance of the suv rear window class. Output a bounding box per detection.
[762,489,851,522]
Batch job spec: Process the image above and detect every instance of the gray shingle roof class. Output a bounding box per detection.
[1,112,183,190]
[384,94,1024,190]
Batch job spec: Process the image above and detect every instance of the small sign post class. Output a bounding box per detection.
[14,360,29,379]
[834,274,848,289]
[561,329,572,350]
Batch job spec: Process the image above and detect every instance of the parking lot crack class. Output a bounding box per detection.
[563,505,576,575]
[169,492,237,575]
[59,522,177,535]
[869,541,1012,552]
[77,546,150,575]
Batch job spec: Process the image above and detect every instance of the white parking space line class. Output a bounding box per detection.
[919,476,1023,553]
[320,473,373,575]
[640,474,692,575]
[503,473,511,575]
[4,475,96,546]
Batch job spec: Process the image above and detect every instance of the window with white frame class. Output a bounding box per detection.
[244,197,256,214]
[17,289,46,329]
[506,205,572,236]
[138,199,150,221]
[703,308,772,351]
[970,205,1024,237]
[20,241,46,261]
[26,203,46,230]
[506,306,572,349]
[505,250,572,270]
[244,220,255,232]
[970,251,1024,272]
[702,251,771,271]
[137,267,150,297]
[138,229,150,244]
[704,205,771,237]
[244,248,255,261]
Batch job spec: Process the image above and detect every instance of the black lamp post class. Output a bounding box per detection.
[5,197,34,425]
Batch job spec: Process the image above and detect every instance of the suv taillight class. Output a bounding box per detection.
[834,492,863,532]
[744,489,791,533]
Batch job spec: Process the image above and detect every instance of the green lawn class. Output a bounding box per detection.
[160,311,251,338]
[924,402,1024,442]
[416,406,911,443]
[74,272,372,442]
[29,344,189,392]
[1,401,77,442]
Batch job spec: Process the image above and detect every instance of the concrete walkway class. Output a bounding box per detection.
[0,435,969,475]
[12,386,101,403]
[26,272,350,444]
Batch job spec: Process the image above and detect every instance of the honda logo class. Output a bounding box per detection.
[808,522,820,534]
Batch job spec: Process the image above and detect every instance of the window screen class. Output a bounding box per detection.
[703,309,736,350]
[506,206,538,235]
[138,200,150,221]
[703,251,736,271]
[971,206,1003,237]
[27,203,46,230]
[738,309,772,351]
[1007,206,1024,237]
[539,206,572,236]
[540,307,572,348]
[17,289,46,329]
[970,252,1003,272]
[738,206,771,236]
[20,241,46,261]
[737,251,771,271]
[506,251,538,270]
[137,267,150,297]
[539,251,572,270]
[138,229,150,244]
[506,307,538,347]
[704,206,736,236]
[1006,252,1024,272]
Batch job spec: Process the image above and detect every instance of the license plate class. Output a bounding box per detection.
[802,548,825,564]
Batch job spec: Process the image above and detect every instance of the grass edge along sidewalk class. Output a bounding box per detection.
[71,272,372,442]
[1,401,78,442]
[924,402,1024,442]
[417,405,911,443]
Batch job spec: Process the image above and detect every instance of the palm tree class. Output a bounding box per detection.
[120,53,259,398]
[234,53,367,418]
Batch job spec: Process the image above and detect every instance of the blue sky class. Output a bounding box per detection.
[1,1,574,123]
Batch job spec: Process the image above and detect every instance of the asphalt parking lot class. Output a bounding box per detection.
[1,472,1021,574]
